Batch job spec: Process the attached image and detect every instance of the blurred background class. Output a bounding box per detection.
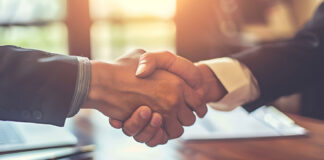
[0,0,323,127]
[1,0,324,159]
[0,0,176,60]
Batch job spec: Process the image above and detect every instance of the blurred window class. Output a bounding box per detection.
[0,0,176,60]
[0,0,68,54]
[90,0,176,61]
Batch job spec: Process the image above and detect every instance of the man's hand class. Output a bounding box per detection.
[82,50,204,139]
[109,106,168,147]
[136,51,227,103]
[109,51,227,147]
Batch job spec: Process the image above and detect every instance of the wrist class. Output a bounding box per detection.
[196,64,227,103]
[81,60,144,120]
[82,61,116,110]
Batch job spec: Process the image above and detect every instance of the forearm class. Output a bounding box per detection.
[232,3,324,109]
[197,3,324,111]
[232,40,323,110]
[0,45,79,126]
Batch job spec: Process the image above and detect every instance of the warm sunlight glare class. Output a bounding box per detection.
[91,0,176,19]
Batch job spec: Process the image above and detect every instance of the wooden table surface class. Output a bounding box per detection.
[66,110,324,160]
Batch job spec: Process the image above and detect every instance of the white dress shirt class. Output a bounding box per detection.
[200,57,261,111]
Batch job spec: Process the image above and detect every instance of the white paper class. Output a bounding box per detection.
[182,106,308,140]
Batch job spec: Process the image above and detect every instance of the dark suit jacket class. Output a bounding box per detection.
[0,46,78,126]
[235,3,324,116]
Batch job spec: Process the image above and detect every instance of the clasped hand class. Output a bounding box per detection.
[82,49,226,147]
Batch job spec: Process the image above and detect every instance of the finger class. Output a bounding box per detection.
[122,106,152,136]
[136,51,202,88]
[164,116,184,139]
[109,118,123,129]
[183,84,205,116]
[146,129,169,146]
[195,104,208,118]
[161,130,169,144]
[134,112,163,143]
[155,130,169,145]
[177,103,196,126]
[146,128,165,147]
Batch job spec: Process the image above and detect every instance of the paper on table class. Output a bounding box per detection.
[182,106,308,140]
[0,145,94,160]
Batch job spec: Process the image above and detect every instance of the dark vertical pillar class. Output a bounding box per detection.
[175,0,220,62]
[175,0,247,62]
[66,0,92,59]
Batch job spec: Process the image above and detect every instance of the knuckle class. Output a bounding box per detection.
[167,96,179,107]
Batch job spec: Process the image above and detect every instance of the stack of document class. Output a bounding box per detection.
[182,106,308,140]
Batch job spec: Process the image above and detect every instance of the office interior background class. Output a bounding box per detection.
[1,0,322,118]
[1,0,324,159]
[0,0,324,131]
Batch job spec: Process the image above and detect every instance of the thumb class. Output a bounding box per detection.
[135,51,202,89]
[136,60,157,78]
[135,51,176,78]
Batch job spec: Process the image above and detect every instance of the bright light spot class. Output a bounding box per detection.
[91,0,176,19]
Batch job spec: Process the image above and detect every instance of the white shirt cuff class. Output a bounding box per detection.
[199,57,260,111]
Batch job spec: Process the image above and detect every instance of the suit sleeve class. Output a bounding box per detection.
[0,45,78,126]
[232,3,324,111]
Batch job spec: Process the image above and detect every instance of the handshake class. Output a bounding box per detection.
[82,49,227,147]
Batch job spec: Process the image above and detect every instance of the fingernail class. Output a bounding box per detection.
[136,64,146,76]
[140,109,150,120]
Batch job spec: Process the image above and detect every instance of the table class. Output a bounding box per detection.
[65,110,324,160]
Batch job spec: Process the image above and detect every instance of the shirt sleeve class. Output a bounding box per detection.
[199,57,260,111]
[67,56,91,117]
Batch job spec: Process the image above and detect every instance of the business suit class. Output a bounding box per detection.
[233,3,324,115]
[0,46,79,126]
